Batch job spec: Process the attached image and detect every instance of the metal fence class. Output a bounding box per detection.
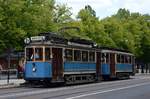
[0,69,18,80]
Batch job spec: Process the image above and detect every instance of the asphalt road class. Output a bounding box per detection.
[0,74,150,99]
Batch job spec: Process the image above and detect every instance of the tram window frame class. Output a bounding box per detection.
[34,47,43,61]
[82,51,88,62]
[74,50,81,61]
[65,49,73,61]
[45,47,51,61]
[26,47,34,61]
[89,51,95,62]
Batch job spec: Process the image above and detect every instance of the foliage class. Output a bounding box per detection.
[0,0,73,52]
[0,1,150,63]
[77,7,150,62]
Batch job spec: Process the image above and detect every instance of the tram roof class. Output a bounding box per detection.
[25,32,96,47]
[98,46,134,55]
[24,32,134,55]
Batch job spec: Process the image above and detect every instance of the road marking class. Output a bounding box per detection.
[66,82,150,99]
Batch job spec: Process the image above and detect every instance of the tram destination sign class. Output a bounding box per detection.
[31,36,45,41]
[24,36,45,44]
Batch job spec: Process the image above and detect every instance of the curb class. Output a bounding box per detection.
[0,83,21,89]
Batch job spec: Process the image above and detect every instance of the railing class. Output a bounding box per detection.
[0,69,18,80]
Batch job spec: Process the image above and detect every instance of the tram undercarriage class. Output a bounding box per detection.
[64,73,96,84]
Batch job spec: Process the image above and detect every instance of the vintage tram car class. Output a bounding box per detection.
[24,32,135,84]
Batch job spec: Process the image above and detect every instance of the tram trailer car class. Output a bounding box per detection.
[101,48,135,80]
[24,32,135,84]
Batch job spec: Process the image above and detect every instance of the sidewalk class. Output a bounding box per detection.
[0,79,25,89]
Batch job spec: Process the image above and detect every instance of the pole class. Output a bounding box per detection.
[7,49,10,84]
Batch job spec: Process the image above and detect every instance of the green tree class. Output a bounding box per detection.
[53,4,73,23]
[114,8,130,20]
[77,5,116,47]
[0,0,56,52]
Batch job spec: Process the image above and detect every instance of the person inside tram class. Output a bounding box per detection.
[30,49,40,60]
[35,51,40,59]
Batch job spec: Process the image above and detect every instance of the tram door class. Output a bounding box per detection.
[52,48,63,80]
[96,52,101,80]
[110,53,116,77]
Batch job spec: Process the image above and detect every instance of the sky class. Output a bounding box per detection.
[56,0,150,19]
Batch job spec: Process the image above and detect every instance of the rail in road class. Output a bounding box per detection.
[0,74,150,99]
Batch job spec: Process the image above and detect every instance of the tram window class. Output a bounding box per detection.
[125,55,128,63]
[106,53,109,63]
[101,53,105,63]
[74,50,81,61]
[126,56,130,63]
[45,48,51,61]
[132,56,134,64]
[121,55,125,63]
[117,54,121,63]
[89,52,95,62]
[129,56,132,64]
[82,51,88,62]
[34,48,43,61]
[65,49,73,61]
[26,48,33,61]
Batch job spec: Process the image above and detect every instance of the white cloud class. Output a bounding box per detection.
[56,0,150,19]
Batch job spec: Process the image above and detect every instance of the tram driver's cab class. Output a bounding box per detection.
[25,46,63,82]
[24,46,53,81]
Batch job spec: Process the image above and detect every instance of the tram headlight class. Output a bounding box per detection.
[32,67,36,72]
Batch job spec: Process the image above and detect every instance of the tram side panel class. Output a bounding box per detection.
[101,52,111,80]
[63,62,96,84]
[115,54,134,79]
[63,49,97,84]
[25,62,52,80]
[64,62,96,74]
[115,64,133,73]
[101,63,110,78]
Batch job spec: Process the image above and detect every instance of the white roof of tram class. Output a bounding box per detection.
[101,49,134,56]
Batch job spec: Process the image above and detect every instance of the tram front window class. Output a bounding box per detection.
[26,47,43,61]
[45,48,51,61]
[34,48,43,61]
[26,48,33,61]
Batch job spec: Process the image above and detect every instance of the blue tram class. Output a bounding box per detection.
[24,33,135,84]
